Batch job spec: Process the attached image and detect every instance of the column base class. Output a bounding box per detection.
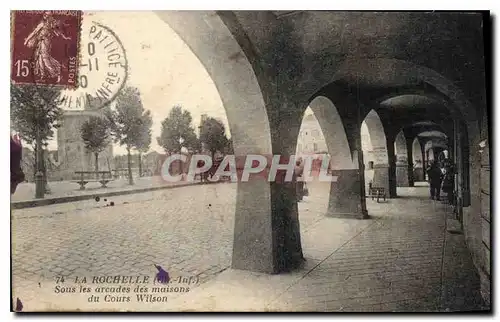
[396,164,409,187]
[326,210,369,220]
[413,167,424,181]
[231,178,275,273]
[328,169,368,219]
[373,164,396,198]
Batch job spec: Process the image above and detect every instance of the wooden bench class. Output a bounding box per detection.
[72,171,114,190]
[368,183,386,203]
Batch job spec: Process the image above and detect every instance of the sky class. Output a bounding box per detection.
[48,11,229,155]
[42,11,316,156]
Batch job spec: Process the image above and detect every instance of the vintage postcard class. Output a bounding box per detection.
[10,10,491,312]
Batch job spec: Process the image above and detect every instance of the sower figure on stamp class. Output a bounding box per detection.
[427,161,444,201]
[24,11,71,83]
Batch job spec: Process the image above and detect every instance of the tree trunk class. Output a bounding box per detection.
[33,144,38,182]
[138,152,142,177]
[127,147,134,185]
[94,152,99,179]
[42,148,50,194]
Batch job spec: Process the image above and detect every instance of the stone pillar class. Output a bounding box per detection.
[386,135,397,197]
[327,146,368,219]
[421,140,427,181]
[232,170,274,273]
[310,95,368,219]
[395,135,409,187]
[373,164,390,195]
[328,168,368,219]
[396,160,409,187]
[413,167,424,182]
[271,109,305,272]
[454,119,464,223]
[248,101,304,273]
[387,141,397,198]
[406,137,415,187]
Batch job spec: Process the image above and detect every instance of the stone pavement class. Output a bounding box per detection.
[11,181,328,311]
[166,184,488,312]
[10,181,487,312]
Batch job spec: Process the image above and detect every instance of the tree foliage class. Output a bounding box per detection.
[134,110,153,153]
[157,105,198,153]
[10,83,63,146]
[80,116,111,154]
[199,117,229,158]
[133,110,153,177]
[105,86,152,184]
[105,86,146,150]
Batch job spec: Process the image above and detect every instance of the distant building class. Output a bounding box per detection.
[361,124,375,168]
[296,114,327,156]
[55,107,114,180]
[361,122,375,188]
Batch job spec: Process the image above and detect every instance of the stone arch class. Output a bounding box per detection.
[394,130,409,187]
[327,58,478,123]
[309,56,481,220]
[155,12,272,156]
[427,147,435,162]
[155,11,274,273]
[412,137,424,181]
[308,96,353,169]
[412,137,423,164]
[394,131,408,163]
[362,109,390,195]
[331,57,480,204]
[306,96,367,219]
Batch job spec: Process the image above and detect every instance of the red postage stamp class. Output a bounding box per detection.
[11,10,82,88]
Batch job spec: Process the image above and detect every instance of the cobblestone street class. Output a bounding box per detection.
[11,181,330,311]
[11,182,485,312]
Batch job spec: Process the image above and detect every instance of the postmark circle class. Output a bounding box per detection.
[57,20,128,110]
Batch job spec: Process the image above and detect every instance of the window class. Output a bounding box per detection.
[313,143,318,152]
[368,161,374,170]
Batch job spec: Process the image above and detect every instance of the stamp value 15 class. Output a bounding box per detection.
[11,10,83,88]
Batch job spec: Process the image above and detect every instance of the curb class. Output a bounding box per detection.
[11,182,202,210]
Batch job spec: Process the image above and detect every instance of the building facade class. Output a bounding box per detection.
[296,114,328,156]
[55,109,114,180]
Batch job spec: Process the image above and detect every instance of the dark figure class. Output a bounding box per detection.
[200,158,221,183]
[11,136,25,194]
[197,160,209,182]
[442,162,455,204]
[426,162,443,200]
[295,159,305,201]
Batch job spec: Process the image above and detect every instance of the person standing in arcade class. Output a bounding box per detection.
[427,161,444,201]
